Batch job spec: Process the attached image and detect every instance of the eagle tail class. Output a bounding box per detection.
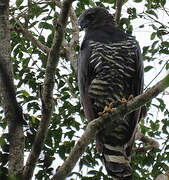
[103,144,132,179]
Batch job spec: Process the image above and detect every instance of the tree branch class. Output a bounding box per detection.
[13,18,50,54]
[134,130,159,153]
[155,169,169,180]
[115,0,123,25]
[69,6,79,71]
[54,0,79,71]
[23,0,75,179]
[52,73,169,180]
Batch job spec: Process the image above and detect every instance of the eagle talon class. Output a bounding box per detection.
[118,95,134,105]
[118,97,127,104]
[98,103,113,115]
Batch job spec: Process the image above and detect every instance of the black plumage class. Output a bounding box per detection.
[78,7,144,179]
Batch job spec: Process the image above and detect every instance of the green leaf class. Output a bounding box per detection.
[39,22,53,30]
[142,46,149,55]
[16,0,24,7]
[150,120,159,131]
[88,0,95,6]
[161,0,166,6]
[134,0,142,2]
[0,137,5,147]
[161,41,169,47]
[144,66,153,72]
[160,49,169,54]
[148,10,158,18]
[166,63,169,70]
[151,32,156,40]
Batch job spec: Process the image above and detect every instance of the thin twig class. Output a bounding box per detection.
[134,130,159,153]
[144,12,169,28]
[145,60,169,90]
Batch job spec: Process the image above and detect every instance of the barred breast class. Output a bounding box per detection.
[88,39,138,113]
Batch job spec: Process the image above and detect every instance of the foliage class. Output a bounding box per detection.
[0,0,169,179]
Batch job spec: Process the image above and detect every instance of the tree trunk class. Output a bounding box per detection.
[0,0,24,179]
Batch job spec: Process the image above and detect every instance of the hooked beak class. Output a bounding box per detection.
[78,17,89,30]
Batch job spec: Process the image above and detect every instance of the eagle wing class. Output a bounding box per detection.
[78,40,96,122]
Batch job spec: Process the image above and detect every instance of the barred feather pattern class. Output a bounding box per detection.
[88,38,138,179]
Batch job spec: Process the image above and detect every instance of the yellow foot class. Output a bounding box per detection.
[118,97,127,104]
[118,95,133,104]
[98,103,113,115]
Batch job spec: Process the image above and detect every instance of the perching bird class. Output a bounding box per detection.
[78,7,144,179]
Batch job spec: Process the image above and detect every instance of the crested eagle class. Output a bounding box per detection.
[78,7,144,179]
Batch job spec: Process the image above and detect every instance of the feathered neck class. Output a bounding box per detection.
[84,24,130,43]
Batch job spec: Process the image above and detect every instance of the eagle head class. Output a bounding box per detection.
[78,7,115,30]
